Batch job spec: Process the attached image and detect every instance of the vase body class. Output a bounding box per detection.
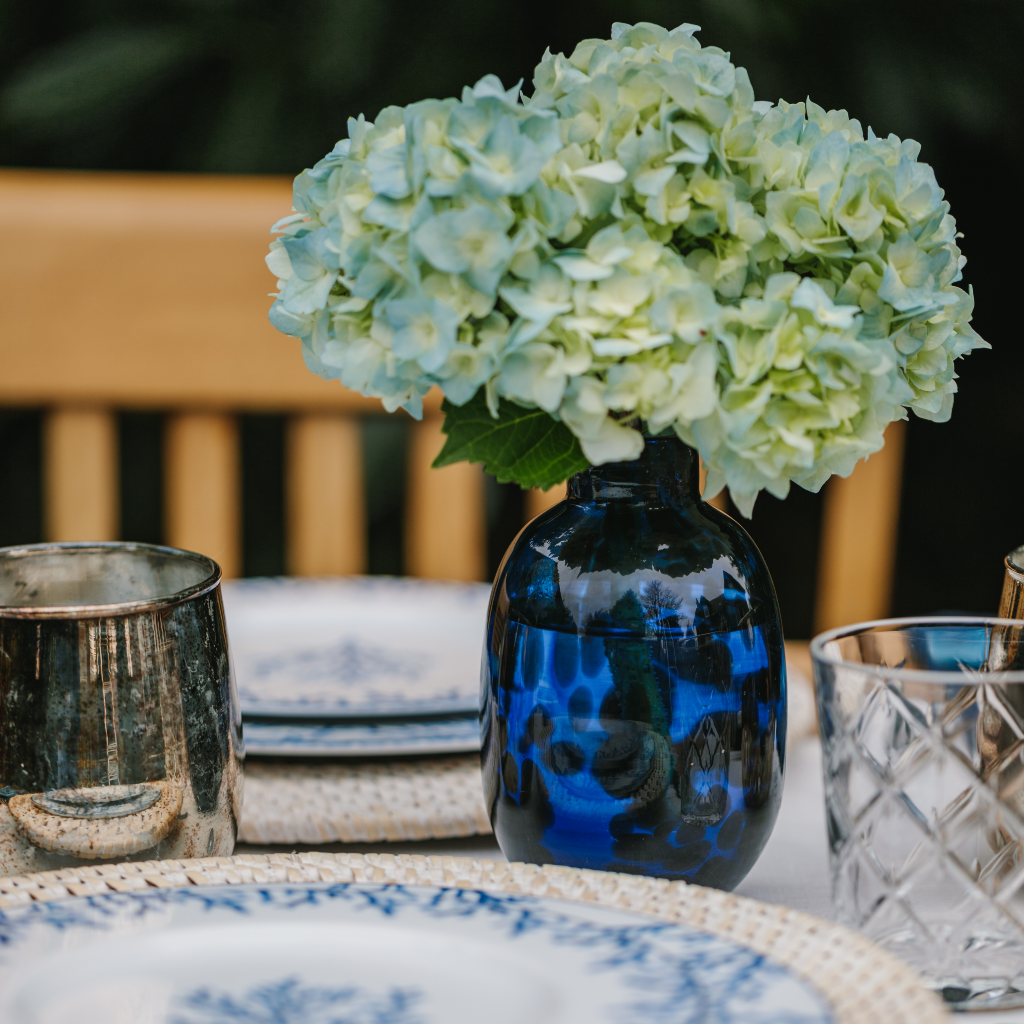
[482,437,786,890]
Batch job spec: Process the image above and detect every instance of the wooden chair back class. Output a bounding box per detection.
[0,170,904,626]
[0,169,484,581]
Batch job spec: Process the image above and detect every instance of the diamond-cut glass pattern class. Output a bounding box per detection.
[817,620,1024,1008]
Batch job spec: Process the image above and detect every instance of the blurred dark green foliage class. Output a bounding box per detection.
[1,0,1019,173]
[0,0,1020,629]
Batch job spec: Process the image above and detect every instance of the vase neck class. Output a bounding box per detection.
[567,434,701,506]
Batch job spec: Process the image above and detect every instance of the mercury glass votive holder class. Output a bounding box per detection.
[0,542,243,876]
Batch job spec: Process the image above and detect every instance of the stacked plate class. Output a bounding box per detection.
[222,577,491,758]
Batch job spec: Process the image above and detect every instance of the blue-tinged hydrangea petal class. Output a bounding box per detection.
[365,145,410,199]
[384,294,461,372]
[464,115,546,198]
[413,204,514,296]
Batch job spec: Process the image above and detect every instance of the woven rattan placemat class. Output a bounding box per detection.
[238,755,491,844]
[236,655,818,847]
[0,852,945,1023]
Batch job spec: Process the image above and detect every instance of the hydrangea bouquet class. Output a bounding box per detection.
[267,21,985,515]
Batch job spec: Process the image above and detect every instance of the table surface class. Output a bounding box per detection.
[236,737,1024,1021]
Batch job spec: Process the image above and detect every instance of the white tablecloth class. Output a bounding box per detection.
[734,738,834,910]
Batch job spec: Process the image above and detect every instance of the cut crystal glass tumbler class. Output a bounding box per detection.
[813,617,1024,1010]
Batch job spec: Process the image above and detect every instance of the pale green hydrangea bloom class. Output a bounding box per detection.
[268,20,985,515]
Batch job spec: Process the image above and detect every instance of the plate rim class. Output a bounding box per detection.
[241,715,481,757]
[239,696,480,719]
[0,879,835,1024]
[243,741,480,757]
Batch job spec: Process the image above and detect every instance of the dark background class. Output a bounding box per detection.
[0,0,1019,636]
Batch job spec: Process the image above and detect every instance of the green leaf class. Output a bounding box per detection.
[433,392,589,490]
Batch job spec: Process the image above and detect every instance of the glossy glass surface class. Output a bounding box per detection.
[813,618,1024,1011]
[0,543,241,877]
[482,437,786,890]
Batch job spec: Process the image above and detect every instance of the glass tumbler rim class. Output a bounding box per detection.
[0,541,221,619]
[810,614,1024,685]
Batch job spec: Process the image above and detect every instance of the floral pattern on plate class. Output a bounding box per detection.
[0,882,833,1024]
[223,577,490,718]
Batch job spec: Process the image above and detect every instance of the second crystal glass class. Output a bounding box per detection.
[814,617,1024,1010]
[481,435,786,890]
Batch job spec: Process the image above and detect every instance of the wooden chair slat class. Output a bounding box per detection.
[286,414,365,576]
[164,413,240,578]
[815,420,907,632]
[0,170,439,413]
[43,408,119,542]
[405,417,485,582]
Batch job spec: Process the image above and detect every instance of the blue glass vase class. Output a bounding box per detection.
[482,435,786,890]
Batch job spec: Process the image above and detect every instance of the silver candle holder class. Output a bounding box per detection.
[0,542,243,875]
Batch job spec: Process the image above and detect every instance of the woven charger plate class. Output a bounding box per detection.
[238,755,491,844]
[0,851,944,1022]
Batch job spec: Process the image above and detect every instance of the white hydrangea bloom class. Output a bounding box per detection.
[268,20,985,513]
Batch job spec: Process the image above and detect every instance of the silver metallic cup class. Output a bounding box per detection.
[0,542,243,875]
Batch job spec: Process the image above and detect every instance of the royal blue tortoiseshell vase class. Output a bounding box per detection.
[481,435,786,890]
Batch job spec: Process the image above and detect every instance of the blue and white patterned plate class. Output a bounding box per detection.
[222,577,491,719]
[242,716,480,757]
[0,883,833,1024]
